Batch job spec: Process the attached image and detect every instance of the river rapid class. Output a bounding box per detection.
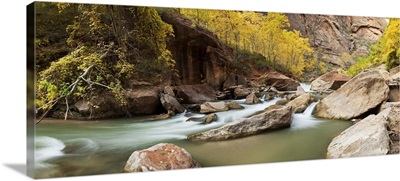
[34,85,352,178]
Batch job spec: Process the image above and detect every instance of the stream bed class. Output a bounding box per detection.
[34,97,352,178]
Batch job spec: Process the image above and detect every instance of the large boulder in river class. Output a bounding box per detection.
[175,84,216,104]
[200,101,229,114]
[286,93,315,113]
[160,93,185,114]
[126,87,162,115]
[124,143,201,172]
[310,70,352,92]
[314,70,391,120]
[188,106,293,141]
[263,71,299,91]
[326,113,390,158]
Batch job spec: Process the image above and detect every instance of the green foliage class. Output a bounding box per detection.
[36,3,176,111]
[346,18,399,76]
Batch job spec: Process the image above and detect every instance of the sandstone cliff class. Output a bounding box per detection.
[286,14,387,68]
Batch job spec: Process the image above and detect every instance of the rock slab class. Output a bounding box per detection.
[314,70,391,120]
[188,106,293,141]
[124,143,201,172]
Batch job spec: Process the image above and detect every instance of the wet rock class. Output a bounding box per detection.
[326,113,390,158]
[160,93,185,114]
[126,87,162,115]
[276,99,289,106]
[200,101,229,114]
[296,86,306,96]
[188,106,293,141]
[264,71,300,91]
[286,93,315,113]
[314,70,391,120]
[226,101,244,110]
[124,143,201,172]
[310,70,352,92]
[175,84,216,104]
[244,92,261,105]
[234,87,252,99]
[204,113,218,124]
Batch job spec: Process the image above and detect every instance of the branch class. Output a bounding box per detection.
[37,65,117,123]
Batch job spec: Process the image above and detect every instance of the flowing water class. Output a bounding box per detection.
[34,96,351,178]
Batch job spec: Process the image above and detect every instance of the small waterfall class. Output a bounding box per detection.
[303,102,318,116]
[300,82,311,92]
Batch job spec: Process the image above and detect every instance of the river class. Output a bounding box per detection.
[34,87,351,178]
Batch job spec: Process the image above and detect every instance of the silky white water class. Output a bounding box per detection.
[35,97,351,178]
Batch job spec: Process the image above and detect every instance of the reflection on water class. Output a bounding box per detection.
[35,98,351,178]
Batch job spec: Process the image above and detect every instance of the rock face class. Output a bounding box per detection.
[314,70,391,120]
[161,11,234,90]
[244,92,261,104]
[380,107,400,154]
[286,93,315,113]
[200,101,229,114]
[264,71,300,91]
[188,106,293,141]
[310,70,352,92]
[160,94,185,114]
[126,87,162,115]
[124,143,201,172]
[287,14,387,68]
[175,84,216,104]
[223,73,248,90]
[326,113,390,158]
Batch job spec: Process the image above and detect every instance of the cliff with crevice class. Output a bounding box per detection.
[286,14,387,68]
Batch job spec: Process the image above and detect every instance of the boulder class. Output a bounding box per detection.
[380,102,400,111]
[388,84,400,102]
[204,113,218,124]
[163,86,175,97]
[244,92,261,104]
[314,70,391,120]
[296,86,306,96]
[175,84,216,104]
[286,93,315,113]
[234,87,252,99]
[264,71,299,91]
[188,106,293,141]
[379,107,400,154]
[200,101,229,114]
[326,113,390,158]
[160,94,185,114]
[124,143,201,172]
[310,70,352,92]
[74,100,91,114]
[126,87,161,115]
[226,101,244,110]
[276,99,289,106]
